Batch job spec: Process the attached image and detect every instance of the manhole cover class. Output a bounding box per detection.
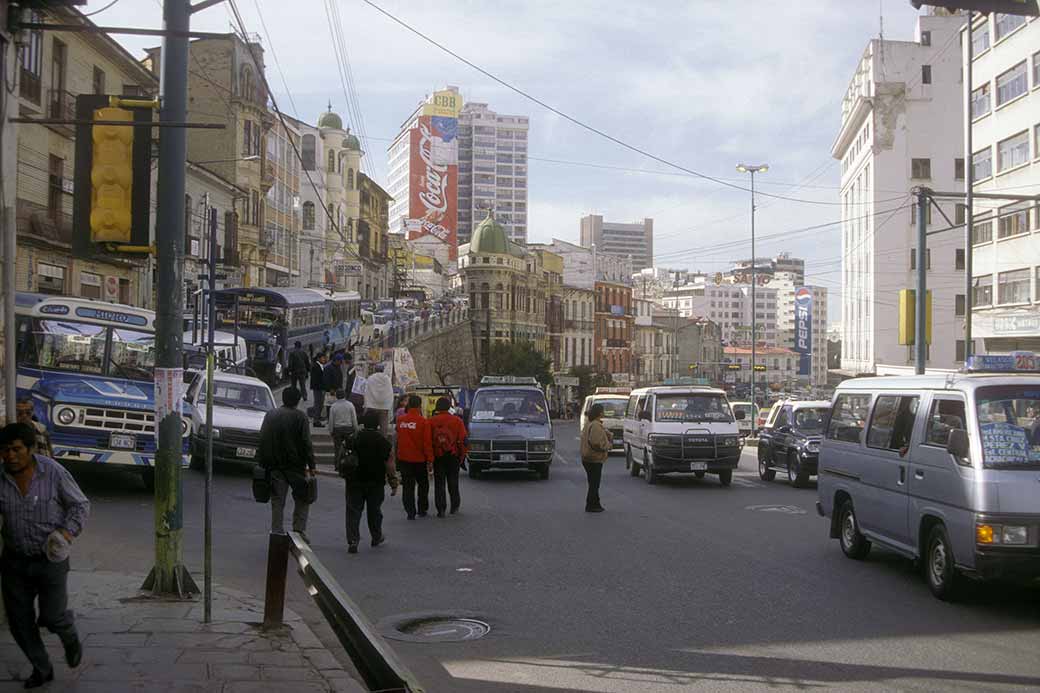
[745,504,807,515]
[384,616,490,642]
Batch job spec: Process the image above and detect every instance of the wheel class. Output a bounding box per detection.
[837,499,871,560]
[643,452,657,485]
[787,451,810,488]
[189,454,204,471]
[694,470,706,479]
[141,467,156,493]
[537,464,550,480]
[627,446,640,477]
[468,463,481,479]
[718,469,732,487]
[925,524,962,601]
[624,445,631,470]
[758,453,776,481]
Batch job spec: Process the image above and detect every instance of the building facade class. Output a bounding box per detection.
[966,13,1040,353]
[560,287,595,373]
[832,13,967,374]
[580,214,654,272]
[263,116,300,288]
[773,282,829,387]
[358,172,390,300]
[677,319,724,386]
[183,163,245,314]
[594,280,634,384]
[723,346,800,397]
[458,100,530,246]
[533,238,632,290]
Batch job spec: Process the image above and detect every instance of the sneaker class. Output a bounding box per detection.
[436,511,445,518]
[347,544,358,554]
[371,535,386,547]
[23,669,54,690]
[64,636,82,668]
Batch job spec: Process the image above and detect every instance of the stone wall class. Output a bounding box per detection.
[406,320,479,389]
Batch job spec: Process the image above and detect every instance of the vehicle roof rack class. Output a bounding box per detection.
[480,375,539,385]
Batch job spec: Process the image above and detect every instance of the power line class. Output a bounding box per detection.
[252,0,299,119]
[82,0,122,18]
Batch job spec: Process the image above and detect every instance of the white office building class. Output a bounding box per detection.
[832,12,967,375]
[773,282,829,387]
[664,282,780,348]
[966,13,1040,353]
[580,215,654,272]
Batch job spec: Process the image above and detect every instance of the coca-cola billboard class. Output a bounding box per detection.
[407,115,458,260]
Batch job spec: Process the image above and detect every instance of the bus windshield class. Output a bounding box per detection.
[975,386,1040,469]
[655,394,733,423]
[110,328,156,381]
[471,390,549,425]
[31,320,107,375]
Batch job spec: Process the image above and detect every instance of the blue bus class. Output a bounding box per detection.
[14,293,190,490]
[211,288,360,385]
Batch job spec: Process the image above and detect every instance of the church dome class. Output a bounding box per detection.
[470,209,508,255]
[317,105,343,131]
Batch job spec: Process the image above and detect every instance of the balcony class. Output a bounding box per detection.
[47,89,76,137]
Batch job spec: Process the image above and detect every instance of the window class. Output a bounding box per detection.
[921,65,932,85]
[910,203,932,226]
[997,131,1029,172]
[18,11,42,103]
[974,274,993,306]
[973,215,993,244]
[910,158,931,180]
[924,399,966,447]
[996,61,1027,106]
[79,272,101,300]
[37,263,65,295]
[972,146,992,180]
[971,22,989,54]
[826,393,872,443]
[47,155,64,218]
[954,158,964,181]
[955,248,965,271]
[920,30,931,47]
[955,294,966,316]
[327,150,335,173]
[240,65,256,102]
[971,84,990,119]
[1037,124,1040,160]
[243,120,252,156]
[92,66,105,95]
[955,204,967,226]
[302,201,315,230]
[997,202,1031,238]
[909,249,930,269]
[1034,52,1040,90]
[997,268,1030,304]
[994,13,1025,41]
[184,194,193,252]
[1037,267,1040,302]
[301,134,315,170]
[867,395,919,451]
[347,168,354,189]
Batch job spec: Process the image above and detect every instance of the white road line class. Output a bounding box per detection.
[553,452,570,466]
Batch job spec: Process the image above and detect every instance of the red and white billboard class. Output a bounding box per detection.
[406,115,458,261]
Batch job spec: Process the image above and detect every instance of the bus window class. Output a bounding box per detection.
[32,320,106,374]
[111,328,156,381]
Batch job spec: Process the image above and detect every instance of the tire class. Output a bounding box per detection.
[537,464,550,480]
[925,524,962,601]
[141,467,156,493]
[718,469,732,487]
[758,454,776,481]
[468,463,481,480]
[694,470,706,479]
[644,452,657,485]
[628,446,641,477]
[837,499,871,560]
[788,451,810,488]
[624,445,631,470]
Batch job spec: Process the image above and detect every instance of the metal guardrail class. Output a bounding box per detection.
[262,531,424,693]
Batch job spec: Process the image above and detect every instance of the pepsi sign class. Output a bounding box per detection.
[794,287,812,377]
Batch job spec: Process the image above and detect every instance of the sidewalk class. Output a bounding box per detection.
[0,570,365,692]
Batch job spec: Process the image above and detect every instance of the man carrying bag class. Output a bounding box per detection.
[258,387,316,542]
[343,411,398,554]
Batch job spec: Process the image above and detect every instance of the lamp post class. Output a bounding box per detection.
[736,163,768,407]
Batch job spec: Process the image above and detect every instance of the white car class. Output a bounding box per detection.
[185,370,275,469]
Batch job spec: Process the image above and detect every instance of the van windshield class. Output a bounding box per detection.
[975,385,1040,469]
[471,389,548,425]
[655,394,733,423]
[594,398,627,419]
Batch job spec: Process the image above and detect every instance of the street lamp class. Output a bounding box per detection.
[736,163,768,407]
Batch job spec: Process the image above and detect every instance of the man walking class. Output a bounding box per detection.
[395,395,432,520]
[344,411,398,553]
[429,397,467,517]
[288,341,310,400]
[0,423,89,688]
[363,363,394,437]
[310,352,328,427]
[328,389,358,469]
[258,387,316,541]
[15,397,53,459]
[580,403,610,513]
[323,353,345,415]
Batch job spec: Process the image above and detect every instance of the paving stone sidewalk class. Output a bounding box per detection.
[0,570,365,692]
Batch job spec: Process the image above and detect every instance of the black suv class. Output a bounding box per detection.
[757,400,830,487]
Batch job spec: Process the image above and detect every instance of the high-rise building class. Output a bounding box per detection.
[457,101,530,246]
[832,12,966,374]
[580,215,654,271]
[965,13,1040,354]
[730,252,805,285]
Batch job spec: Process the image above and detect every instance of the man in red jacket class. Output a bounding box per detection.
[429,397,468,517]
[395,395,433,519]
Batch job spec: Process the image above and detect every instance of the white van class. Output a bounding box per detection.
[622,385,744,486]
[580,388,630,454]
[817,353,1040,600]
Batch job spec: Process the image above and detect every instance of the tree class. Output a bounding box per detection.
[486,341,554,386]
[430,325,476,386]
[569,365,613,402]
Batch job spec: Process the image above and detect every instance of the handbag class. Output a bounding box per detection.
[304,476,318,504]
[337,450,359,479]
[252,466,272,503]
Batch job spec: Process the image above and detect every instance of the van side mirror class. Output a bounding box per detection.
[946,428,969,459]
[734,410,746,420]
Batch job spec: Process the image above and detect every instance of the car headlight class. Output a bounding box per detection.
[468,440,489,452]
[529,440,554,452]
[718,436,739,447]
[255,344,267,355]
[55,407,76,426]
[648,434,681,447]
[977,522,1030,546]
[182,418,191,436]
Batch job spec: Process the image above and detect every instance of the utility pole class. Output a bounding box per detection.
[962,11,975,363]
[203,205,217,621]
[915,188,928,375]
[143,0,197,597]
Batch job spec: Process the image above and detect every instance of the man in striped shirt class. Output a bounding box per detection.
[0,422,90,689]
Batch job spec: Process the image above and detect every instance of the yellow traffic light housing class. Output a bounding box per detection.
[90,106,134,243]
[898,289,933,346]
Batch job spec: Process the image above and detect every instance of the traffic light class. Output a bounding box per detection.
[753,364,767,372]
[898,289,933,346]
[90,107,134,243]
[688,363,697,371]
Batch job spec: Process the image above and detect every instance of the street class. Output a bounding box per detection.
[71,420,1040,692]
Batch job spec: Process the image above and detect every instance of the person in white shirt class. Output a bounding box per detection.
[328,390,358,468]
[363,363,394,437]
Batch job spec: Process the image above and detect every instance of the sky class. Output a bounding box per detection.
[83,0,927,324]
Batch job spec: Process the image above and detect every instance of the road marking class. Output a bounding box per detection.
[745,504,807,515]
[554,452,570,466]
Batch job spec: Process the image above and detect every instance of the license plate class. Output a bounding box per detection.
[110,433,136,450]
[690,461,707,471]
[236,447,256,459]
[499,453,516,462]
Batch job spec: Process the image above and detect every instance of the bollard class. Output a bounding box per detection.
[263,532,291,629]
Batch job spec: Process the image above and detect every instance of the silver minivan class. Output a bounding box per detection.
[817,355,1040,600]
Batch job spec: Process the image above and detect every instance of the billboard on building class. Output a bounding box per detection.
[406,114,458,261]
[794,287,812,376]
[422,89,463,118]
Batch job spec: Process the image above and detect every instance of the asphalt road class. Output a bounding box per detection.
[73,420,1040,692]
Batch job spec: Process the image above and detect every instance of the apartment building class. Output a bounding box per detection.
[773,282,829,387]
[579,215,654,272]
[263,117,301,287]
[560,287,595,373]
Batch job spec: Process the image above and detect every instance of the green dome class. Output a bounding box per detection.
[317,109,343,130]
[471,210,508,254]
[343,132,361,151]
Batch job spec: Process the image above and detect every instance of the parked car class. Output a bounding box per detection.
[817,353,1040,600]
[757,400,830,486]
[184,370,275,470]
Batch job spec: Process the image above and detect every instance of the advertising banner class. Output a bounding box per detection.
[393,348,420,390]
[794,287,812,376]
[407,115,458,260]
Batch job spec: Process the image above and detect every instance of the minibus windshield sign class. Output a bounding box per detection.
[975,386,1040,469]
